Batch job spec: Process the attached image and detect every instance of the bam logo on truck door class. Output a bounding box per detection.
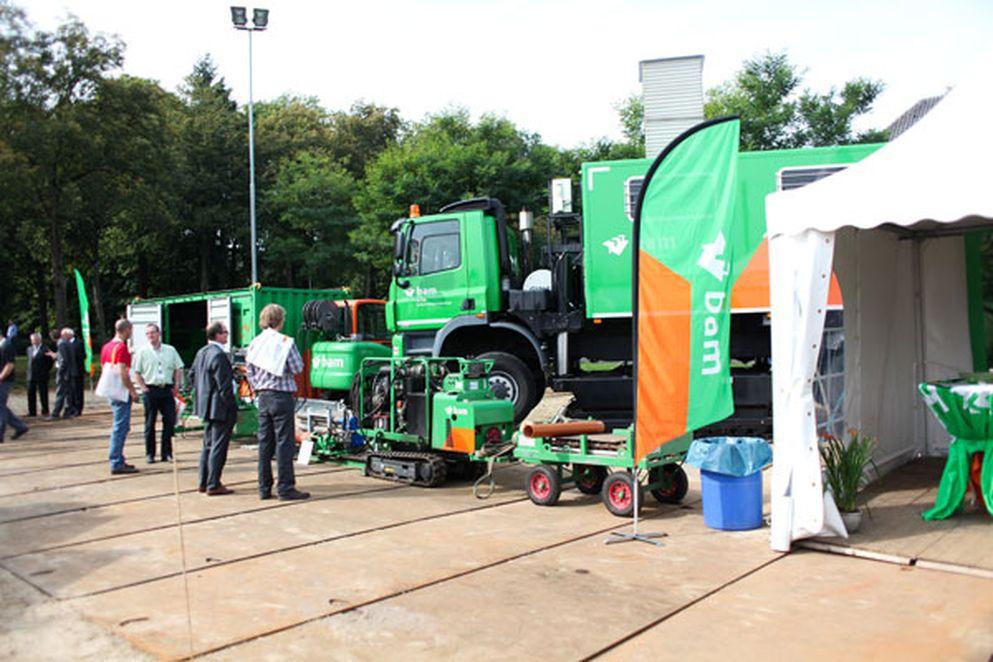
[700,231,729,376]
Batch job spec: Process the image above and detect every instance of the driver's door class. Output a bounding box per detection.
[393,218,469,331]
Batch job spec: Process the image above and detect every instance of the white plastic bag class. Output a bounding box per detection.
[95,362,130,402]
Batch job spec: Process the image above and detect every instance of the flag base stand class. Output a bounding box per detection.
[604,471,667,546]
[604,530,667,546]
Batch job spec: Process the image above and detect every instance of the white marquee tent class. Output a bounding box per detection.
[764,52,993,551]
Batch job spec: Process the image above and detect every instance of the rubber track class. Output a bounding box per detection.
[365,450,448,487]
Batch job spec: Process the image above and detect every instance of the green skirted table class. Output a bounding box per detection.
[919,380,993,520]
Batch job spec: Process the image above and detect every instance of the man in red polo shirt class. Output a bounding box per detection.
[100,319,140,474]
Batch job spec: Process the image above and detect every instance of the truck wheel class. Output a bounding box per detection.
[601,471,642,517]
[477,351,538,423]
[650,464,689,504]
[574,464,607,495]
[526,465,561,506]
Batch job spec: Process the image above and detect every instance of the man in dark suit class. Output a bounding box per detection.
[49,328,74,419]
[26,332,54,417]
[190,321,237,496]
[69,330,85,415]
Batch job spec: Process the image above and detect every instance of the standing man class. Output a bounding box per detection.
[0,335,28,442]
[49,328,73,419]
[101,319,140,474]
[246,303,309,501]
[132,323,184,464]
[190,321,236,496]
[26,332,53,417]
[69,328,86,415]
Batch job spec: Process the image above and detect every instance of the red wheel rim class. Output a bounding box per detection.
[656,472,676,497]
[530,473,551,499]
[608,481,632,509]
[576,468,596,490]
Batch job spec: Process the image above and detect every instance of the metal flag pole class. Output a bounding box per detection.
[605,466,667,546]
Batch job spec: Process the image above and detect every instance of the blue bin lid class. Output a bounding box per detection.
[685,436,772,477]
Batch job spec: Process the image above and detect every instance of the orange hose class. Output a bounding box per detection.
[520,420,606,438]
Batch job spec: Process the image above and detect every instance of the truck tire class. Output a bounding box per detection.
[477,351,538,423]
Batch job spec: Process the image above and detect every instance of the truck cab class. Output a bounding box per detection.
[388,199,550,421]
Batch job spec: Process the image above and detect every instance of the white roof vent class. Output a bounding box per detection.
[639,55,705,157]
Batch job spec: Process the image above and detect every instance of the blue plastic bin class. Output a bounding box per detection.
[699,469,763,530]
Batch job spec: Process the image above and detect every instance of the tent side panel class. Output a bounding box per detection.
[835,229,922,470]
[921,236,975,455]
[769,230,845,551]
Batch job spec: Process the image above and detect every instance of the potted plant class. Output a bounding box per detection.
[820,430,877,533]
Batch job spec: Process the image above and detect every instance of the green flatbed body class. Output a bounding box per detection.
[514,426,691,469]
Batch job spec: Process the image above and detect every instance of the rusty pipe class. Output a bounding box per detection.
[519,420,606,439]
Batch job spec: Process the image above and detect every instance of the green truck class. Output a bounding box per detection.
[387,144,883,429]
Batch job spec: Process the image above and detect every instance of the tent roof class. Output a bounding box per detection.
[766,51,993,237]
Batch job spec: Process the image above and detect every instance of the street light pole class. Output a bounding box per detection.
[247,27,257,284]
[230,7,269,285]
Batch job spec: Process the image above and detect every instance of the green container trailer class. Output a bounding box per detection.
[127,285,347,365]
[127,285,348,437]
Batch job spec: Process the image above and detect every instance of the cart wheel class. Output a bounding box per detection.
[526,465,561,506]
[574,465,607,495]
[601,472,642,517]
[650,464,689,504]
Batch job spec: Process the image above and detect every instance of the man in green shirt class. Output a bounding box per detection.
[132,324,184,463]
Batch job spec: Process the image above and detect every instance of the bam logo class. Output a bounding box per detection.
[698,231,729,281]
[603,234,629,256]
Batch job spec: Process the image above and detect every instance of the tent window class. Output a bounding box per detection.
[625,177,644,221]
[814,310,845,438]
[778,165,848,191]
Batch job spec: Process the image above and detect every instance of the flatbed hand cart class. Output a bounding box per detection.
[514,421,691,517]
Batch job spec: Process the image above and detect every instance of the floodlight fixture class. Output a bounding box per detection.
[230,6,248,27]
[253,8,269,29]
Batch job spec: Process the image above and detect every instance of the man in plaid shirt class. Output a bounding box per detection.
[246,304,309,501]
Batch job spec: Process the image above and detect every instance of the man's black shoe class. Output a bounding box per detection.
[259,491,273,500]
[162,456,172,463]
[111,464,139,475]
[12,428,28,440]
[146,456,156,464]
[47,415,60,421]
[278,488,310,501]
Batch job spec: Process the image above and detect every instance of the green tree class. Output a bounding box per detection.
[0,6,124,328]
[177,55,247,290]
[328,100,404,179]
[265,151,359,289]
[614,92,644,149]
[354,109,561,295]
[705,51,886,150]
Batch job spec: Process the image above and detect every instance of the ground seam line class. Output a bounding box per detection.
[185,503,699,660]
[63,495,531,601]
[3,480,400,561]
[0,466,349,525]
[581,552,786,661]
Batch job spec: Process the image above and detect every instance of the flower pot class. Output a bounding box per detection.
[841,509,862,534]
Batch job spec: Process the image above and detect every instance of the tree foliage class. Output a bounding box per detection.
[6,4,947,349]
[705,51,887,150]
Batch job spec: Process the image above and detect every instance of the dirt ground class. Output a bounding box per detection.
[1,395,991,661]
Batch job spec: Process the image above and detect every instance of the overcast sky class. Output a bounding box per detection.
[21,0,993,148]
